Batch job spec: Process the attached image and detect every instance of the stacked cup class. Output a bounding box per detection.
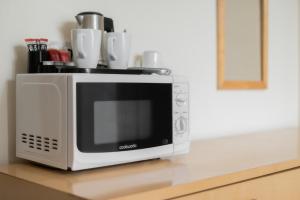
[71,29,131,69]
[71,29,101,68]
[104,30,131,69]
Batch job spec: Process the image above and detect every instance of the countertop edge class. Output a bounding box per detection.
[2,159,300,200]
[108,159,300,200]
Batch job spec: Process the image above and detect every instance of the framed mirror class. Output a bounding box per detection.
[217,0,268,89]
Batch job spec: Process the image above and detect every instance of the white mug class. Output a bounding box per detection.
[142,50,162,68]
[106,32,131,69]
[71,29,101,68]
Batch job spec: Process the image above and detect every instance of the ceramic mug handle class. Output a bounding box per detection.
[77,32,86,58]
[107,36,118,61]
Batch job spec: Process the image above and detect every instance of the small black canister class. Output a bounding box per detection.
[25,38,48,73]
[39,38,48,63]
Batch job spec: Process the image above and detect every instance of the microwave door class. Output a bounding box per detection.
[76,83,172,153]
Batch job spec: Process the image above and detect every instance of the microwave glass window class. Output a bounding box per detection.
[94,100,152,144]
[76,83,172,152]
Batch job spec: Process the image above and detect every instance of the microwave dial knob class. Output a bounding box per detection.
[175,117,187,134]
[175,94,187,106]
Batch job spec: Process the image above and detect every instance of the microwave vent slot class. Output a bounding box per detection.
[21,133,27,144]
[20,133,58,152]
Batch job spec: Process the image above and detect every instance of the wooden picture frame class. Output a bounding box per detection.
[217,0,268,89]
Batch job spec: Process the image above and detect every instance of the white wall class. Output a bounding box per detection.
[0,0,298,164]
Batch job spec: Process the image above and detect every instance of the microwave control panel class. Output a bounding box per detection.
[173,81,189,146]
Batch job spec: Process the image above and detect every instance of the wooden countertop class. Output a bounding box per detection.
[1,128,300,200]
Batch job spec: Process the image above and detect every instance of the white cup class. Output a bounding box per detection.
[71,29,101,68]
[142,50,162,68]
[106,32,131,69]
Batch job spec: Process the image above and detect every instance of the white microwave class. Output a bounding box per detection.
[16,73,189,170]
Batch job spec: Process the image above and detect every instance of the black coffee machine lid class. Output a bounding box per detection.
[104,17,114,32]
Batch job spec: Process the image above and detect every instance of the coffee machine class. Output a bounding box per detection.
[75,12,114,66]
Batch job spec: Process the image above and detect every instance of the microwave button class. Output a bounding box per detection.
[175,94,187,107]
[175,117,187,134]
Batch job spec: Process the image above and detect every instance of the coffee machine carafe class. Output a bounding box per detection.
[75,12,114,66]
